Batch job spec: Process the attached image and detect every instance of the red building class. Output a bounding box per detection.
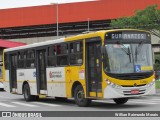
[0,0,159,39]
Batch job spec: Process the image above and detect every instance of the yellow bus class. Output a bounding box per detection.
[3,29,155,106]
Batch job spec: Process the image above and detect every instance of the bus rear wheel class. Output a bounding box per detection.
[74,85,91,107]
[113,98,128,104]
[23,84,34,101]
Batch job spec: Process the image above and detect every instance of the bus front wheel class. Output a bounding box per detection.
[74,85,91,107]
[113,98,128,104]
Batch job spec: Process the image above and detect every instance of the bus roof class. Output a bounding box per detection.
[4,38,65,52]
[4,29,149,52]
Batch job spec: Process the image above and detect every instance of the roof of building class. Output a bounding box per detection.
[0,39,26,48]
[0,0,159,28]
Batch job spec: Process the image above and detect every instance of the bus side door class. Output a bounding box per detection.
[9,53,18,93]
[86,37,102,98]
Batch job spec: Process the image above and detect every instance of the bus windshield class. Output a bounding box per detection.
[104,43,153,73]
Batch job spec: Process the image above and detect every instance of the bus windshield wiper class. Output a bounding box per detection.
[117,42,132,63]
[135,41,144,61]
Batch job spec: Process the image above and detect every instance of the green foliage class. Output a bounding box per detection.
[154,64,160,71]
[156,81,160,89]
[111,5,160,37]
[154,54,160,70]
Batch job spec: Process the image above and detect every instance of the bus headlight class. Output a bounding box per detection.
[105,79,111,85]
[147,79,155,87]
[105,79,122,89]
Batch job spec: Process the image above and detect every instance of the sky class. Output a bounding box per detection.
[0,0,97,9]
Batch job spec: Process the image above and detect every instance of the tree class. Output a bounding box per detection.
[111,4,160,38]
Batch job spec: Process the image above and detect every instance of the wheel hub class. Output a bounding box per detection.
[77,90,84,102]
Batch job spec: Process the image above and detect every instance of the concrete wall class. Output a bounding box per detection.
[151,33,160,53]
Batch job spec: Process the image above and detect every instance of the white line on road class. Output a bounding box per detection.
[94,100,158,105]
[0,102,16,107]
[129,99,160,102]
[94,100,115,104]
[12,102,39,107]
[144,99,160,101]
[32,102,61,107]
[128,101,157,104]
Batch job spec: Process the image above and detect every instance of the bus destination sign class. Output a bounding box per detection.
[106,31,149,40]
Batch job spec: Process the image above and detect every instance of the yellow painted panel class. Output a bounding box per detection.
[39,95,46,98]
[90,92,96,97]
[97,93,103,98]
[0,79,3,82]
[141,66,153,71]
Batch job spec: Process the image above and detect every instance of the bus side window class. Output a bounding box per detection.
[57,43,69,66]
[70,41,83,65]
[4,53,9,70]
[18,51,25,68]
[48,45,57,67]
[26,50,35,68]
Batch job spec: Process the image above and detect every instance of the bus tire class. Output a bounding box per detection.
[23,84,34,101]
[113,98,128,104]
[74,85,91,107]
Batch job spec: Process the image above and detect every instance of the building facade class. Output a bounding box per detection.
[0,0,160,51]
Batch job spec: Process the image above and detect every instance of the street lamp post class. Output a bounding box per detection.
[51,2,59,38]
[56,3,59,38]
[88,18,90,32]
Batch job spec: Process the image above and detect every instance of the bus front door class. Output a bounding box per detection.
[86,39,102,98]
[37,49,47,95]
[9,54,17,93]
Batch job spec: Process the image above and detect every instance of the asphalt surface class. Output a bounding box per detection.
[0,91,160,112]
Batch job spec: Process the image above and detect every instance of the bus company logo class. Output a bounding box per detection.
[18,72,24,76]
[2,112,11,117]
[49,71,62,78]
[33,72,36,77]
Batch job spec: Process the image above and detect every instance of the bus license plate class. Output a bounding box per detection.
[131,90,139,94]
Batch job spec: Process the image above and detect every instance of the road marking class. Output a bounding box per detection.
[130,99,160,102]
[146,99,160,101]
[0,102,16,107]
[12,102,39,107]
[128,101,157,104]
[95,99,158,105]
[94,100,115,104]
[32,102,61,107]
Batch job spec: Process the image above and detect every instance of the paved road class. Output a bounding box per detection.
[0,91,160,112]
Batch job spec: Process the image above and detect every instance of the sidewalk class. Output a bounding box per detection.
[156,89,160,95]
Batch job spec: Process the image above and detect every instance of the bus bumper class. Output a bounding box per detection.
[103,82,156,99]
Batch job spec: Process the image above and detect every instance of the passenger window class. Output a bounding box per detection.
[48,45,57,67]
[48,45,56,56]
[18,51,25,68]
[70,41,83,65]
[57,43,69,66]
[26,50,35,68]
[57,44,68,55]
[4,53,9,70]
